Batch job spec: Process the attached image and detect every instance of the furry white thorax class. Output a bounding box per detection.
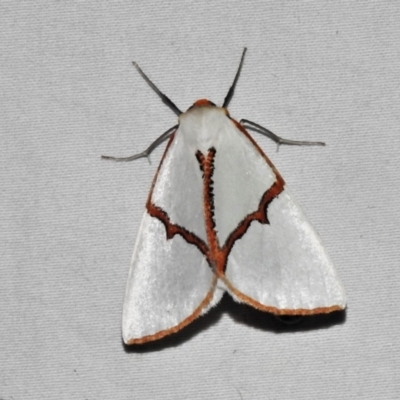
[178,106,230,154]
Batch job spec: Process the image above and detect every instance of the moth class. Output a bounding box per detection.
[103,48,346,345]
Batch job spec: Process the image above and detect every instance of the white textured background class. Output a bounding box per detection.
[1,2,399,399]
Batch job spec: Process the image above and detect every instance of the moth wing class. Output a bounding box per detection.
[122,213,222,345]
[224,187,346,314]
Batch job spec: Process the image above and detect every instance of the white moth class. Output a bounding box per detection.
[103,49,346,345]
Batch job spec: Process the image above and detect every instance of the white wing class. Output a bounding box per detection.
[122,212,222,344]
[186,110,347,314]
[224,187,346,314]
[123,120,228,345]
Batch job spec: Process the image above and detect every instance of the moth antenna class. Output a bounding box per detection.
[132,61,182,116]
[223,47,247,108]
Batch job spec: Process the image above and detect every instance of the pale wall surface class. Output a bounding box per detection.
[1,2,399,399]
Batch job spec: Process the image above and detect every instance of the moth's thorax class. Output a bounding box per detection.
[178,104,230,153]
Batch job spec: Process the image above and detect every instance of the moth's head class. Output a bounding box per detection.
[185,98,230,115]
[179,99,230,126]
[187,99,217,111]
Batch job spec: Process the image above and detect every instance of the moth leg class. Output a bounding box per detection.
[240,119,325,149]
[101,124,178,162]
